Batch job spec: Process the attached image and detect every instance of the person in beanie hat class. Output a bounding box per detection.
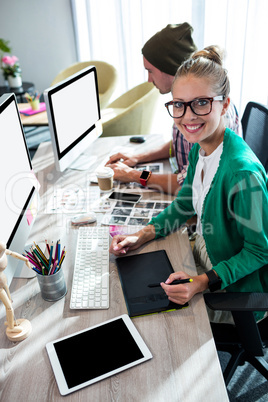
[106,24,242,197]
[140,23,197,94]
[142,23,197,78]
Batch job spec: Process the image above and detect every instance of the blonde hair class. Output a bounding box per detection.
[172,45,230,98]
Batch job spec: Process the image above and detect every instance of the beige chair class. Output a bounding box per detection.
[101,82,159,137]
[50,61,118,109]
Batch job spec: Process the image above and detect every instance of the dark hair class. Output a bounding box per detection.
[172,45,230,98]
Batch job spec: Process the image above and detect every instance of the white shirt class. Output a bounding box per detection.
[192,142,223,235]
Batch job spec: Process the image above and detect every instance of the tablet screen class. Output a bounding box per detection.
[46,315,152,395]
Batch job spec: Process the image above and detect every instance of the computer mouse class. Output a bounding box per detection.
[71,212,97,225]
[129,136,146,143]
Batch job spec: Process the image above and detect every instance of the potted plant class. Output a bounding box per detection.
[1,55,22,87]
[0,38,22,88]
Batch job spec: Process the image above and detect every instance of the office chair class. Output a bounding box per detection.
[101,82,159,137]
[204,292,268,386]
[50,61,118,109]
[241,101,268,172]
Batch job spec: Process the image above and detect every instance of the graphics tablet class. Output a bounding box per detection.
[116,250,188,317]
[46,314,152,396]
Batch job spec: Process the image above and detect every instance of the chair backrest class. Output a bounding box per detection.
[241,101,268,172]
[101,82,159,137]
[205,292,268,355]
[50,61,118,109]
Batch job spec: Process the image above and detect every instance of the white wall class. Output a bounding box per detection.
[0,0,77,93]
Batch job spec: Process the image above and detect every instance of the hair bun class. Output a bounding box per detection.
[192,45,224,66]
[173,44,230,98]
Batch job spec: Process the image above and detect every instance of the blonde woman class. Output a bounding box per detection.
[110,46,268,323]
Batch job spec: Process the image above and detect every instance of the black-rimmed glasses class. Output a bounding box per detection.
[165,96,224,118]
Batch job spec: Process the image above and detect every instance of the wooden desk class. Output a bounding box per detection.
[17,105,125,127]
[17,105,141,128]
[0,136,228,401]
[18,103,49,126]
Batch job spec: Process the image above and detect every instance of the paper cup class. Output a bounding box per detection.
[96,167,114,192]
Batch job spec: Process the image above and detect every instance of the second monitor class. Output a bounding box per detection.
[44,66,102,172]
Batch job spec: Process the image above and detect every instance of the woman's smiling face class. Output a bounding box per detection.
[172,74,229,154]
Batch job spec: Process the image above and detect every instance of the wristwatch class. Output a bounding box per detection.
[140,170,151,187]
[205,270,222,292]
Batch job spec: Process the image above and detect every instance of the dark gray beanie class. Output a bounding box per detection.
[142,23,197,76]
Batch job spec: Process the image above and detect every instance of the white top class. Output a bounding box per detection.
[193,142,223,235]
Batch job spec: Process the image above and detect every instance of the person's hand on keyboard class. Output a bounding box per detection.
[105,152,138,167]
[109,225,155,256]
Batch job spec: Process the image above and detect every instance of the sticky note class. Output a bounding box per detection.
[26,208,34,226]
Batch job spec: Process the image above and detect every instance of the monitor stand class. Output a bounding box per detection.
[69,154,97,171]
[14,259,36,279]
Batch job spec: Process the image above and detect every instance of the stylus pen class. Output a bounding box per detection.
[148,278,193,288]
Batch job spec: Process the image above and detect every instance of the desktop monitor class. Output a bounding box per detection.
[44,66,103,172]
[0,93,40,286]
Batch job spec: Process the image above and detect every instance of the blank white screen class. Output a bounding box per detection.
[0,100,33,244]
[51,71,99,154]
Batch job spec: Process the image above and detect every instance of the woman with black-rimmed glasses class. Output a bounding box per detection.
[110,46,268,323]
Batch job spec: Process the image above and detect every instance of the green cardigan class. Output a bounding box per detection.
[150,128,268,318]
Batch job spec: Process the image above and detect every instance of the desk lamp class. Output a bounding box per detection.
[0,241,32,341]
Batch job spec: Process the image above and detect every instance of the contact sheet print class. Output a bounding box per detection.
[101,200,171,226]
[45,163,164,214]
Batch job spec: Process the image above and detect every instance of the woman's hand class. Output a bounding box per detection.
[109,225,156,256]
[106,152,139,167]
[109,235,140,256]
[161,271,209,305]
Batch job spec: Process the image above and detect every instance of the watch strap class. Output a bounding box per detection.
[205,270,222,292]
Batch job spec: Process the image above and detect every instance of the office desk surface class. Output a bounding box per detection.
[18,102,48,126]
[17,105,140,127]
[0,136,228,402]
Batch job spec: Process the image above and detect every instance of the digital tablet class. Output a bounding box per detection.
[46,314,152,396]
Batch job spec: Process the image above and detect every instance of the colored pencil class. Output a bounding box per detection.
[26,239,66,275]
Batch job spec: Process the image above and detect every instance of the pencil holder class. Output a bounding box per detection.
[30,99,40,110]
[36,269,67,302]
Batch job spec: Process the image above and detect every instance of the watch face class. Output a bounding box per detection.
[140,170,150,180]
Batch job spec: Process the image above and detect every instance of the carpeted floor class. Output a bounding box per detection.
[218,350,268,401]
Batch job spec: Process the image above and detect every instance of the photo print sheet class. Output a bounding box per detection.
[44,163,164,215]
[101,200,171,226]
[44,186,113,214]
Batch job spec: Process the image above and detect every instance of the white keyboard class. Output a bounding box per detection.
[70,226,110,309]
